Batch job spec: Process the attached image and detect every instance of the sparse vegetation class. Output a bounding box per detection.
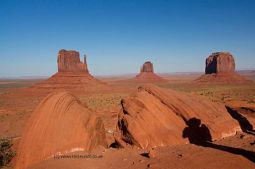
[247,100,255,104]
[80,93,128,111]
[17,110,26,118]
[0,83,28,89]
[0,138,15,167]
[160,83,255,104]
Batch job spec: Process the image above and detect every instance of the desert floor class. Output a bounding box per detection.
[0,72,255,169]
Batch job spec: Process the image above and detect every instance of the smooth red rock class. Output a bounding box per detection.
[117,85,240,149]
[15,92,107,169]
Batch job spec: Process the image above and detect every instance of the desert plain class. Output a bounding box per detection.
[0,50,255,169]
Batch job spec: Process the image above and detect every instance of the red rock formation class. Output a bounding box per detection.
[205,52,235,74]
[135,61,167,83]
[15,92,107,169]
[116,85,240,149]
[140,61,154,73]
[57,49,88,72]
[196,52,251,84]
[32,49,108,93]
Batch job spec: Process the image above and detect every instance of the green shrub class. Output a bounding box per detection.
[0,138,16,167]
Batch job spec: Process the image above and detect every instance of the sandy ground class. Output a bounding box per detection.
[28,132,255,169]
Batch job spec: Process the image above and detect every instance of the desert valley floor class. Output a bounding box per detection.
[0,72,255,169]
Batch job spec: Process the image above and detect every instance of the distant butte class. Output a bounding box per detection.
[140,61,154,73]
[135,61,167,83]
[195,52,251,84]
[57,49,89,73]
[205,52,235,74]
[32,49,108,93]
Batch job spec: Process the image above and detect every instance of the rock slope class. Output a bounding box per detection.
[15,92,107,169]
[116,85,240,149]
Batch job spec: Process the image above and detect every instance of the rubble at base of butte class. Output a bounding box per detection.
[135,61,167,83]
[15,92,107,169]
[115,84,240,149]
[195,52,251,84]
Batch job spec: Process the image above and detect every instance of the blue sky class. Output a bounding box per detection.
[0,0,255,76]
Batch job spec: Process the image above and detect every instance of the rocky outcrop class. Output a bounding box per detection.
[135,61,167,83]
[15,92,107,169]
[116,85,240,149]
[57,49,89,73]
[205,52,235,74]
[195,52,251,84]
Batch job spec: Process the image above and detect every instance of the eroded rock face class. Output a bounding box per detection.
[16,92,107,169]
[205,52,235,74]
[116,85,240,149]
[57,49,88,73]
[141,61,154,73]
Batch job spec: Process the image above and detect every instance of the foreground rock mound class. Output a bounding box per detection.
[135,61,167,83]
[16,92,107,169]
[33,49,107,92]
[116,85,240,149]
[196,52,251,84]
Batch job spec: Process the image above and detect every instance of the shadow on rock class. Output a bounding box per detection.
[183,117,255,163]
[182,118,212,144]
[226,106,255,135]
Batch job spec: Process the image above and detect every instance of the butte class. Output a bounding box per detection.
[195,52,251,84]
[32,49,108,93]
[134,61,167,83]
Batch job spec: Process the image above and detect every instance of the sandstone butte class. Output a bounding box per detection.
[135,61,167,83]
[195,52,251,84]
[32,49,108,92]
[15,92,107,169]
[115,84,240,149]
